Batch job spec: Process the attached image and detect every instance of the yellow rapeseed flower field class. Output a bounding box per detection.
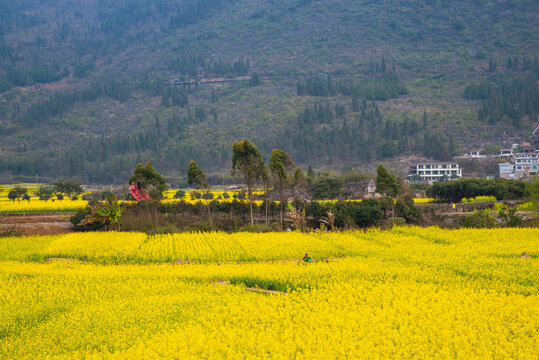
[0,198,90,213]
[0,184,90,213]
[0,227,537,359]
[1,186,433,213]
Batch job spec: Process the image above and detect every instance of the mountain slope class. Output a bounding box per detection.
[0,0,538,183]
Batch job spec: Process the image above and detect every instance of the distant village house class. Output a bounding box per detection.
[409,162,462,184]
[498,143,539,180]
[499,143,538,179]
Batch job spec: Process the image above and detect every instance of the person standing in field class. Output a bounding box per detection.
[303,253,311,263]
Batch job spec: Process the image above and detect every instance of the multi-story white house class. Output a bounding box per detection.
[498,144,538,179]
[409,162,462,183]
[514,153,538,177]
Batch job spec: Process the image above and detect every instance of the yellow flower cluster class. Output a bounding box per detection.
[0,227,537,359]
[1,185,435,213]
[0,198,89,213]
[461,195,497,203]
[412,197,434,204]
[0,184,90,213]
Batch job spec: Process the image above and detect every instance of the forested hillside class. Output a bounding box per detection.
[0,0,538,183]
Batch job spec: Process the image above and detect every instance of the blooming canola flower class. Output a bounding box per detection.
[0,227,537,359]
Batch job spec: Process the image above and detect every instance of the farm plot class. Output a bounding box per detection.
[0,227,537,359]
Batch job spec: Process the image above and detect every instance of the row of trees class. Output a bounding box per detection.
[280,100,455,164]
[182,140,304,229]
[95,151,404,231]
[168,140,404,229]
[17,83,101,127]
[135,140,307,229]
[5,181,84,203]
[296,74,407,100]
[0,65,65,93]
[426,178,528,203]
[15,71,193,127]
[463,58,539,129]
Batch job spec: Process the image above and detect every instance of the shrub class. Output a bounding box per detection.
[462,209,498,228]
[497,207,523,227]
[331,200,383,228]
[310,175,343,200]
[202,192,214,200]
[237,191,246,200]
[395,195,421,223]
[70,208,104,231]
[427,178,526,203]
[353,199,383,228]
[173,190,186,199]
[102,190,114,200]
[148,188,164,200]
[190,191,201,200]
[36,185,55,201]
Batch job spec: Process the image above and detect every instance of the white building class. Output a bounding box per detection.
[498,163,515,179]
[498,147,538,179]
[365,179,376,194]
[499,148,513,157]
[463,150,486,158]
[514,153,538,177]
[409,162,462,183]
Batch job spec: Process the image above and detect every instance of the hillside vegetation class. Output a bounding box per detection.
[0,0,538,183]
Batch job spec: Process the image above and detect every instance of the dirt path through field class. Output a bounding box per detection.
[211,280,287,295]
[0,214,75,236]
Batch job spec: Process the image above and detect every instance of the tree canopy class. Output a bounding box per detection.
[231,139,265,225]
[7,185,28,203]
[375,164,401,198]
[269,149,295,184]
[187,160,208,190]
[53,180,83,199]
[128,161,167,199]
[269,149,295,229]
[231,140,266,186]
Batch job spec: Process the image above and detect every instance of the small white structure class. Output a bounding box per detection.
[499,148,513,157]
[498,163,515,179]
[409,162,462,183]
[365,179,376,194]
[460,150,487,159]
